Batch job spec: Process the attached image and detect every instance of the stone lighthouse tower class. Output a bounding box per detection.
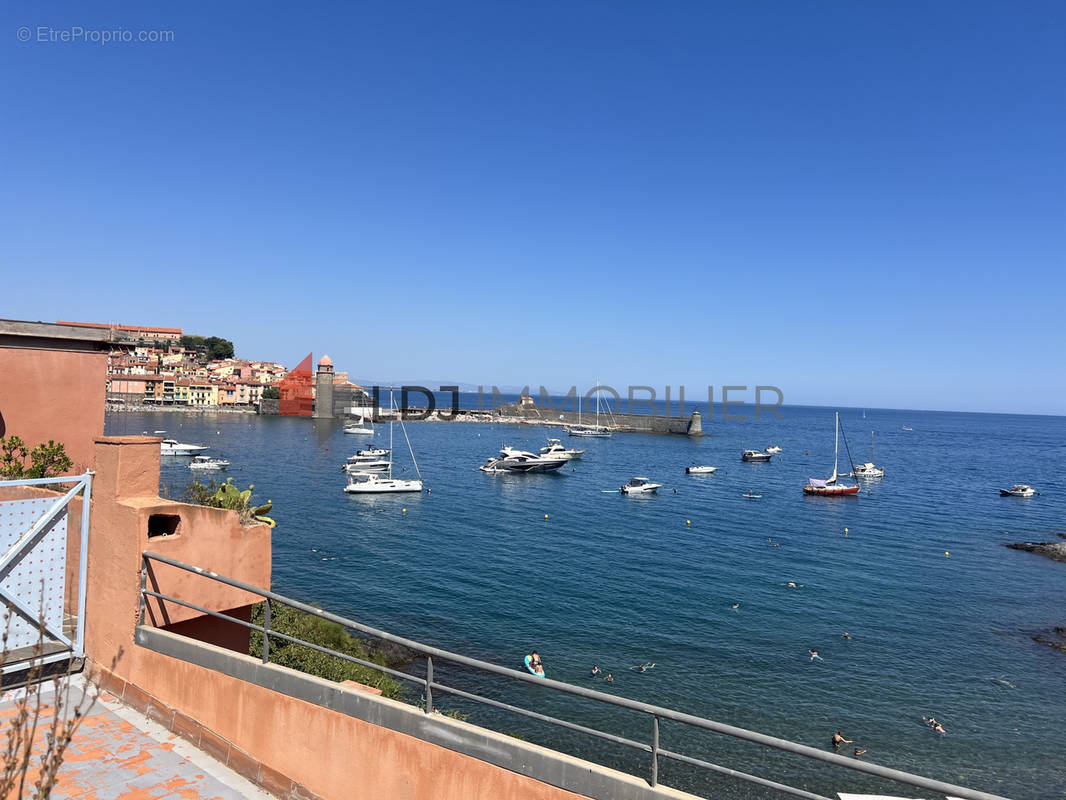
[313,355,335,419]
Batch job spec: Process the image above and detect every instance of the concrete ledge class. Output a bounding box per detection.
[135,626,699,800]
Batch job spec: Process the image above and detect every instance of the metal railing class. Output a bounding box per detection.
[1,473,93,675]
[139,551,1009,800]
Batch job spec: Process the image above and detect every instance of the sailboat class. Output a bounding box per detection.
[853,432,885,478]
[803,412,860,496]
[344,390,423,493]
[343,415,374,435]
[568,382,613,438]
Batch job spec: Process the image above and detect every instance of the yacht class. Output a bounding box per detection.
[764,445,782,454]
[1000,484,1036,498]
[539,438,584,460]
[188,455,230,471]
[742,450,772,462]
[344,473,422,494]
[852,432,884,478]
[160,439,208,456]
[620,477,663,495]
[356,447,389,458]
[804,412,860,496]
[685,465,717,474]
[479,447,568,473]
[343,455,391,474]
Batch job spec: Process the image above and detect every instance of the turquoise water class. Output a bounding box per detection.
[108,408,1066,798]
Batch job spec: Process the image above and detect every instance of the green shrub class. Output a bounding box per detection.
[0,436,73,479]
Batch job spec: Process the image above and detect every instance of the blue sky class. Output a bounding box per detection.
[2,1,1063,414]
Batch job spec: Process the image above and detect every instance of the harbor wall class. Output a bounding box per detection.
[495,404,703,436]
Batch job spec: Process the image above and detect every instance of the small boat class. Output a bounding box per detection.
[188,455,230,471]
[620,477,663,495]
[804,412,860,496]
[685,465,717,474]
[343,417,374,435]
[540,438,584,460]
[343,458,391,474]
[523,655,545,677]
[1000,484,1035,498]
[356,447,389,458]
[742,490,762,499]
[852,432,884,478]
[764,446,782,454]
[742,450,772,462]
[479,447,568,473]
[902,426,913,431]
[344,473,422,494]
[160,439,208,455]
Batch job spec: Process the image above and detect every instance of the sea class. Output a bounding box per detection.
[106,405,1066,799]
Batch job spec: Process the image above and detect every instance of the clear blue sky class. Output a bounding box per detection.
[2,1,1063,414]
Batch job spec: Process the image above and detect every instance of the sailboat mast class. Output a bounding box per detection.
[388,388,394,479]
[830,411,839,483]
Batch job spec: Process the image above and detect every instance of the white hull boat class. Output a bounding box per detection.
[344,460,390,474]
[343,418,374,435]
[160,438,208,455]
[480,447,567,473]
[1000,484,1035,497]
[851,432,884,478]
[764,446,782,454]
[685,465,717,474]
[620,477,663,494]
[742,450,772,462]
[345,474,423,494]
[540,439,584,460]
[189,455,230,471]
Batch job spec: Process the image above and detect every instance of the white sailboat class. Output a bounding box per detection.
[568,381,613,438]
[345,390,423,493]
[343,415,374,435]
[804,412,860,496]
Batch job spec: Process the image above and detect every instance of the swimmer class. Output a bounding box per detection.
[591,665,600,677]
[605,673,614,683]
[842,632,851,640]
[831,731,852,747]
[933,722,946,734]
[630,662,656,672]
[853,748,867,757]
[809,649,823,661]
[732,603,739,611]
[788,581,797,588]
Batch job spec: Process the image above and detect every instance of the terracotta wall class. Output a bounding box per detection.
[0,347,106,472]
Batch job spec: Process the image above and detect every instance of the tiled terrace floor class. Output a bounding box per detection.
[1,676,270,800]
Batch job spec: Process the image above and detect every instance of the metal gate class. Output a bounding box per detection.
[0,472,92,675]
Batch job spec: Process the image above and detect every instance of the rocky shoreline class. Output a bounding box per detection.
[1005,532,1066,564]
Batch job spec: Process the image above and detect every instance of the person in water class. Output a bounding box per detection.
[842,632,851,640]
[854,748,867,757]
[605,673,614,683]
[831,731,852,747]
[809,649,822,661]
[529,650,542,671]
[630,662,656,672]
[591,665,600,677]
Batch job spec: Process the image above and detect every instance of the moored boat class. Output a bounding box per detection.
[540,438,585,460]
[479,447,568,473]
[160,438,208,455]
[620,477,663,494]
[344,473,423,493]
[189,455,230,471]
[742,450,772,462]
[804,412,860,496]
[1000,484,1035,497]
[852,432,884,478]
[685,465,717,474]
[765,446,782,454]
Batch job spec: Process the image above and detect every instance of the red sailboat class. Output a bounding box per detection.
[804,412,860,496]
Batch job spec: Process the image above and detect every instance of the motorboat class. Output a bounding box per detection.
[1000,484,1035,498]
[685,465,717,474]
[804,412,860,496]
[742,450,772,462]
[160,439,208,455]
[343,456,391,474]
[764,446,782,454]
[620,477,663,495]
[539,438,584,460]
[479,447,568,473]
[343,417,374,435]
[344,473,422,494]
[188,455,230,471]
[853,432,884,478]
[356,447,389,458]
[902,426,913,431]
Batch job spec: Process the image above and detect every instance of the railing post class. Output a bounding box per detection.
[425,655,433,714]
[262,600,271,664]
[138,555,148,626]
[651,714,660,787]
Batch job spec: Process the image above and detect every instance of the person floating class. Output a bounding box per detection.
[854,747,867,757]
[831,731,852,747]
[732,603,740,611]
[809,649,823,661]
[788,581,797,588]
[842,632,851,640]
[605,673,614,683]
[590,665,600,677]
[630,662,655,672]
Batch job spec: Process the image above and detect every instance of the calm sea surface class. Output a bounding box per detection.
[107,406,1066,799]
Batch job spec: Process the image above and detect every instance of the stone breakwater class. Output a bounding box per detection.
[1005,532,1066,564]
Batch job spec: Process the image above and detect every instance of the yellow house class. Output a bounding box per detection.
[188,382,219,406]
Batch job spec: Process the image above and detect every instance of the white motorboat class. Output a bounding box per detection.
[344,473,422,494]
[685,465,717,474]
[356,447,389,458]
[343,417,374,435]
[620,477,663,494]
[479,447,568,473]
[160,438,208,456]
[852,432,884,478]
[742,450,772,462]
[764,446,782,454]
[188,455,230,471]
[539,439,584,460]
[343,458,391,474]
[1000,484,1035,498]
